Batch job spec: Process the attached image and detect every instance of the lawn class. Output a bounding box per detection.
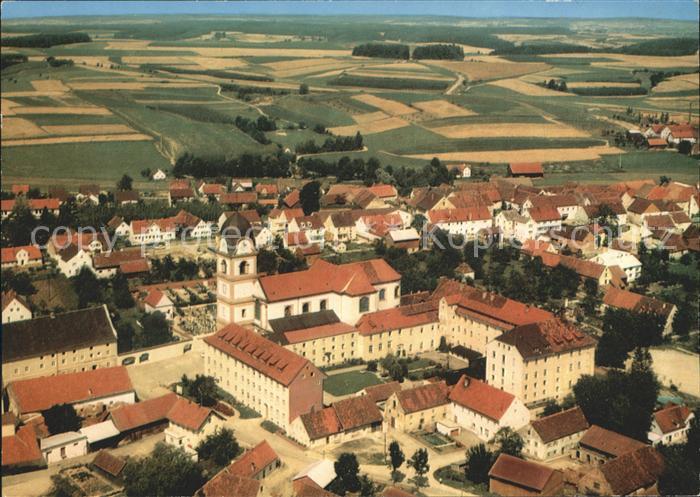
[323,370,383,396]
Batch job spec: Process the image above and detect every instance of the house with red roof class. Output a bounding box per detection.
[486,319,596,406]
[6,366,136,417]
[368,183,398,201]
[93,249,149,279]
[575,424,646,465]
[197,182,226,201]
[288,213,326,247]
[384,381,449,432]
[227,440,280,481]
[603,286,677,336]
[142,289,175,319]
[521,406,589,461]
[2,290,32,324]
[648,403,694,446]
[489,453,563,496]
[129,217,177,245]
[508,162,544,178]
[1,423,44,475]
[268,208,305,235]
[204,324,324,432]
[290,395,383,447]
[661,123,698,146]
[577,446,664,496]
[1,245,42,270]
[449,375,529,442]
[164,397,225,460]
[426,206,492,240]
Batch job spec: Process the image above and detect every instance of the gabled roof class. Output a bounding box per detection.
[579,425,646,458]
[1,424,43,468]
[356,304,439,336]
[368,183,398,198]
[259,258,399,303]
[109,393,179,432]
[653,403,692,434]
[167,397,215,431]
[363,381,402,403]
[143,289,171,308]
[428,207,491,224]
[603,286,675,318]
[300,407,342,440]
[530,407,589,444]
[91,450,126,477]
[2,289,30,313]
[93,249,146,270]
[509,163,543,175]
[255,183,279,196]
[199,471,260,497]
[1,245,42,264]
[204,324,315,387]
[528,205,561,223]
[8,366,133,414]
[221,192,258,204]
[115,190,139,203]
[488,453,558,492]
[332,395,383,431]
[599,446,664,495]
[448,375,516,422]
[228,440,279,478]
[395,381,449,414]
[3,305,117,363]
[497,319,596,361]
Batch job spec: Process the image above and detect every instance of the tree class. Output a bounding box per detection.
[116,321,135,353]
[541,399,563,417]
[112,273,134,309]
[257,248,278,274]
[388,441,405,482]
[139,311,173,347]
[123,442,204,497]
[358,474,377,497]
[117,174,133,191]
[183,374,220,407]
[329,453,361,496]
[43,404,81,435]
[2,270,36,295]
[72,266,102,308]
[196,427,241,470]
[299,83,309,95]
[673,303,693,336]
[465,443,494,484]
[408,448,429,490]
[299,180,320,215]
[491,427,524,457]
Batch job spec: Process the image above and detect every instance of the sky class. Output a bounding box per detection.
[2,1,698,21]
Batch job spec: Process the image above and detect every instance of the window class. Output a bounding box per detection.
[320,299,327,310]
[220,259,228,274]
[284,305,292,317]
[239,260,249,275]
[302,302,310,313]
[254,300,261,320]
[379,289,386,301]
[394,286,400,298]
[359,296,370,313]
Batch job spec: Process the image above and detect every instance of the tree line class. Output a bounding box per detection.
[295,131,363,154]
[352,43,409,59]
[234,115,277,144]
[173,150,292,179]
[2,32,91,48]
[412,44,464,60]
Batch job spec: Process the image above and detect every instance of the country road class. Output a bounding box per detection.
[446,74,464,95]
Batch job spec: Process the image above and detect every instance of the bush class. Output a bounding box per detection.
[352,43,409,59]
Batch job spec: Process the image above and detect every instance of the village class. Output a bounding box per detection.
[2,121,699,496]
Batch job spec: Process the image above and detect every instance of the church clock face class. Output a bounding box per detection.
[237,238,254,255]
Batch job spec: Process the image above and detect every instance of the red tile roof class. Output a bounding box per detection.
[653,403,692,434]
[489,453,558,492]
[580,425,646,458]
[205,324,315,386]
[1,245,42,264]
[599,446,664,496]
[381,487,417,497]
[284,189,301,208]
[509,163,544,175]
[285,231,309,247]
[131,217,177,234]
[201,183,225,196]
[1,424,43,468]
[8,367,133,414]
[229,440,279,478]
[356,305,439,336]
[528,205,561,223]
[92,450,126,477]
[167,397,214,431]
[28,198,60,210]
[647,138,668,147]
[448,375,516,422]
[603,286,675,318]
[120,258,150,274]
[255,183,279,196]
[332,395,383,431]
[368,184,398,199]
[109,393,179,432]
[363,381,402,403]
[143,289,169,308]
[200,471,261,497]
[221,192,258,205]
[11,185,30,195]
[259,258,400,303]
[428,206,491,224]
[530,407,589,444]
[279,322,356,345]
[93,249,146,269]
[497,319,597,360]
[300,407,342,440]
[395,381,449,414]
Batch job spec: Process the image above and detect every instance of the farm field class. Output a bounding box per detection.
[0,15,698,184]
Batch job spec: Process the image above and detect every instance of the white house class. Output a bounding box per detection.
[495,210,537,243]
[521,407,590,461]
[448,375,530,442]
[129,219,177,245]
[152,169,167,181]
[55,244,94,278]
[426,207,492,240]
[41,432,88,464]
[143,289,175,319]
[288,215,326,248]
[1,245,43,270]
[164,398,225,460]
[648,404,694,446]
[2,291,32,324]
[592,248,642,282]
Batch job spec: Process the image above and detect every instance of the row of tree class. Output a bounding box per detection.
[172,150,292,179]
[233,115,277,144]
[2,32,91,48]
[295,131,363,155]
[352,43,410,59]
[412,44,464,60]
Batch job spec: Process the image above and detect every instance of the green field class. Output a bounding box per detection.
[323,370,383,396]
